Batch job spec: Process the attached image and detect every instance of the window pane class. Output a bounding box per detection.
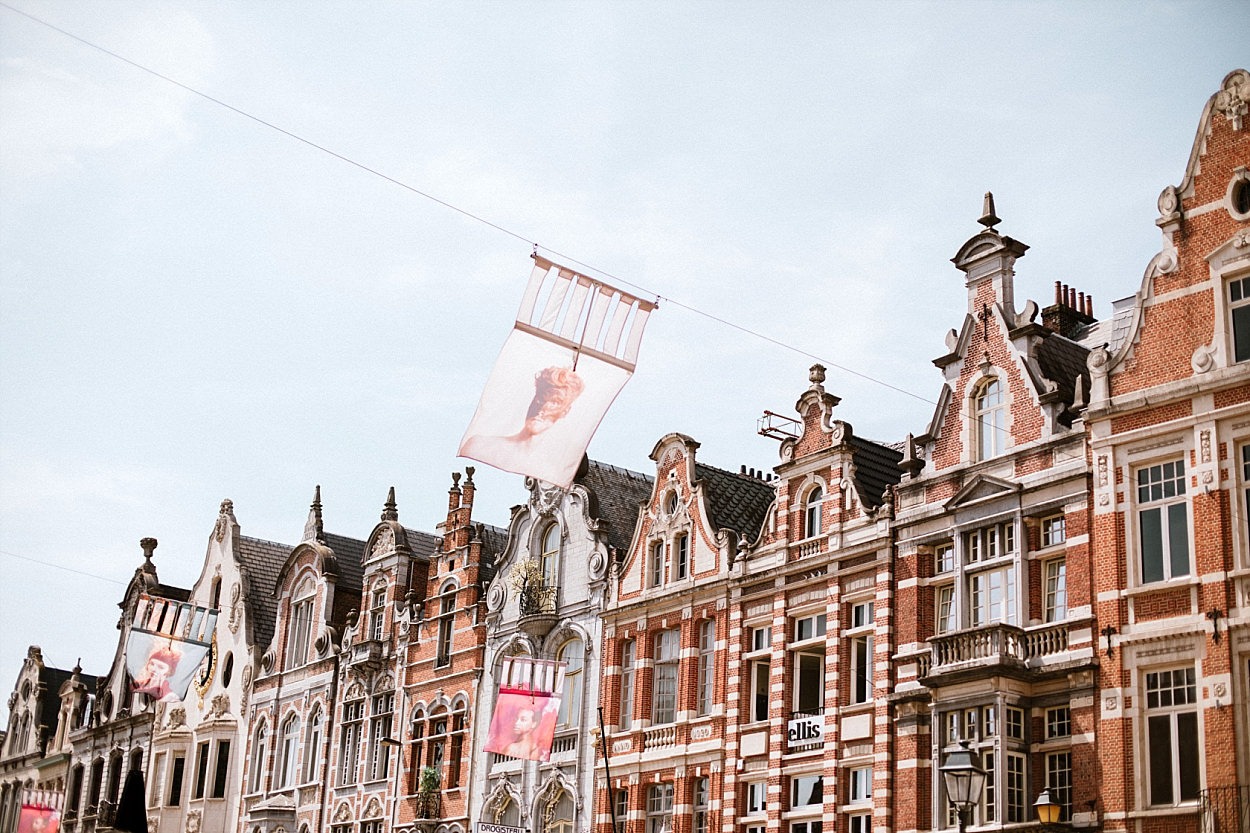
[1177,712,1200,801]
[1167,503,1190,578]
[1140,508,1164,583]
[1147,714,1174,805]
[1235,304,1250,362]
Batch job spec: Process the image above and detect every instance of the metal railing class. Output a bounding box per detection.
[1202,785,1250,833]
[929,621,1069,672]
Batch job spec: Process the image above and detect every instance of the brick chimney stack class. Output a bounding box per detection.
[1042,281,1096,338]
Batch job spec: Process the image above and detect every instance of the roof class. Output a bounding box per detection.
[847,435,905,509]
[473,523,509,586]
[693,462,775,540]
[402,528,441,562]
[576,460,654,553]
[323,532,366,594]
[236,536,294,655]
[1035,333,1092,423]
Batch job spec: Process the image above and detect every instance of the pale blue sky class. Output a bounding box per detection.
[0,0,1244,719]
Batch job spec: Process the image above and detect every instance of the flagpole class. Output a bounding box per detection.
[598,706,619,833]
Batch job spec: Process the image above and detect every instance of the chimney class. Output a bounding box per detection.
[1042,281,1097,338]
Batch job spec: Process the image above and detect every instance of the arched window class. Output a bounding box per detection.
[249,720,269,793]
[287,578,315,669]
[408,709,426,793]
[436,584,456,667]
[303,705,323,784]
[369,584,387,642]
[540,524,561,589]
[557,639,583,729]
[429,711,449,772]
[447,706,466,788]
[545,788,575,833]
[974,378,1005,460]
[107,750,124,803]
[805,487,823,538]
[276,713,300,789]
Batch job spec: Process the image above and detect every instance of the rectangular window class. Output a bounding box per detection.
[1005,706,1024,740]
[368,693,394,781]
[935,543,955,574]
[791,822,822,833]
[1044,558,1067,622]
[750,660,770,722]
[970,567,1016,625]
[647,783,674,833]
[1146,667,1200,804]
[652,630,679,725]
[193,741,209,800]
[1006,753,1026,823]
[1042,514,1066,547]
[791,775,823,807]
[339,701,363,786]
[982,751,996,823]
[287,597,313,668]
[149,752,165,808]
[746,781,767,814]
[615,789,628,833]
[1242,445,1250,547]
[981,704,997,738]
[1137,460,1190,583]
[167,754,185,807]
[697,621,715,716]
[849,601,874,704]
[1046,706,1071,739]
[650,542,664,587]
[620,640,635,730]
[675,535,689,580]
[847,815,870,833]
[936,584,955,633]
[1046,751,1073,821]
[693,777,709,833]
[211,740,230,798]
[794,651,824,714]
[849,767,872,803]
[370,587,386,641]
[1230,276,1250,362]
[750,625,771,652]
[795,613,827,641]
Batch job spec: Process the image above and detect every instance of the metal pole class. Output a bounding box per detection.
[598,707,619,833]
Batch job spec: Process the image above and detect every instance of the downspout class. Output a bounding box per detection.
[320,644,341,833]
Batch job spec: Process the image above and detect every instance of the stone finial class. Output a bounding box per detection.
[1215,69,1249,131]
[900,433,925,478]
[381,486,398,522]
[978,191,1001,230]
[302,485,325,543]
[140,537,158,565]
[464,466,475,485]
[809,364,826,387]
[451,471,462,490]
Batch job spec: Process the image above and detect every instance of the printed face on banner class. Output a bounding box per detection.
[482,689,562,763]
[460,331,630,487]
[17,807,59,833]
[125,631,201,703]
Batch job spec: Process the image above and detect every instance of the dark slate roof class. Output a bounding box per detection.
[693,462,775,540]
[323,532,366,594]
[472,523,509,586]
[237,536,294,656]
[848,435,905,509]
[402,528,441,562]
[1036,333,1091,423]
[576,460,654,554]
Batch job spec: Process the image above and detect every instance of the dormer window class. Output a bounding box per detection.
[974,378,1005,460]
[805,487,823,538]
[540,524,561,589]
[287,586,314,669]
[369,585,387,641]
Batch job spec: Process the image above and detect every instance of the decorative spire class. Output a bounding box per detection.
[978,191,1001,230]
[809,363,826,389]
[381,486,398,522]
[464,466,475,486]
[139,537,158,568]
[302,485,325,543]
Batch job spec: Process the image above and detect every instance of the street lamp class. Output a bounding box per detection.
[940,740,986,833]
[1034,788,1062,827]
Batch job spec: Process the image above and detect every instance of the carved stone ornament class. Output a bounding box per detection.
[228,583,242,634]
[210,693,230,718]
[588,550,606,580]
[167,707,187,729]
[372,526,395,557]
[1104,696,1118,712]
[1193,345,1216,374]
[1215,682,1228,697]
[1235,230,1250,249]
[365,796,384,818]
[214,499,234,543]
[1215,69,1249,131]
[334,803,353,823]
[1201,430,1212,462]
[535,484,564,516]
[1097,456,1109,488]
[185,809,201,833]
[1157,185,1180,217]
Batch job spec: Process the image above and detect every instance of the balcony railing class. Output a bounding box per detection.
[928,621,1070,674]
[643,725,676,750]
[1201,784,1250,833]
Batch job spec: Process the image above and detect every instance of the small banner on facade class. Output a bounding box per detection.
[459,255,656,488]
[482,656,567,763]
[125,594,218,703]
[17,788,61,833]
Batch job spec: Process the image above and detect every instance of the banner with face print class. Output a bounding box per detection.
[17,789,60,833]
[125,595,217,703]
[482,657,566,763]
[459,256,656,488]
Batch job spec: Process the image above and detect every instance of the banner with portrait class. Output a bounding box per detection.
[482,657,566,763]
[125,594,217,703]
[459,255,656,487]
[17,788,60,833]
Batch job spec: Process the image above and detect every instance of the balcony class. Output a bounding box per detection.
[348,639,389,672]
[643,725,676,751]
[1201,784,1249,833]
[517,583,559,639]
[926,621,1071,683]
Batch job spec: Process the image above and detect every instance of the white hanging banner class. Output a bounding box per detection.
[460,256,655,487]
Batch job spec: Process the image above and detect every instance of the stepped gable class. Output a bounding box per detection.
[846,435,905,509]
[693,462,775,539]
[235,535,295,658]
[1035,333,1092,420]
[576,459,654,554]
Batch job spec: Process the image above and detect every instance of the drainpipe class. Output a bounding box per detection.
[319,645,341,833]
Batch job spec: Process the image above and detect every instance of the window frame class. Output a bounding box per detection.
[697,620,715,716]
[805,486,824,538]
[973,376,1005,461]
[651,629,680,725]
[1145,666,1201,805]
[1043,557,1067,623]
[848,600,874,705]
[1135,459,1191,584]
[619,639,635,730]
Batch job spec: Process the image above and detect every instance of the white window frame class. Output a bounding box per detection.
[974,377,1005,461]
[848,600,874,704]
[1044,557,1067,623]
[805,487,823,538]
[287,594,314,669]
[1042,514,1067,548]
[675,534,690,580]
[697,620,715,716]
[1135,459,1191,584]
[652,630,679,725]
[745,780,766,815]
[848,766,872,804]
[619,640,635,730]
[1145,666,1201,805]
[790,774,823,808]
